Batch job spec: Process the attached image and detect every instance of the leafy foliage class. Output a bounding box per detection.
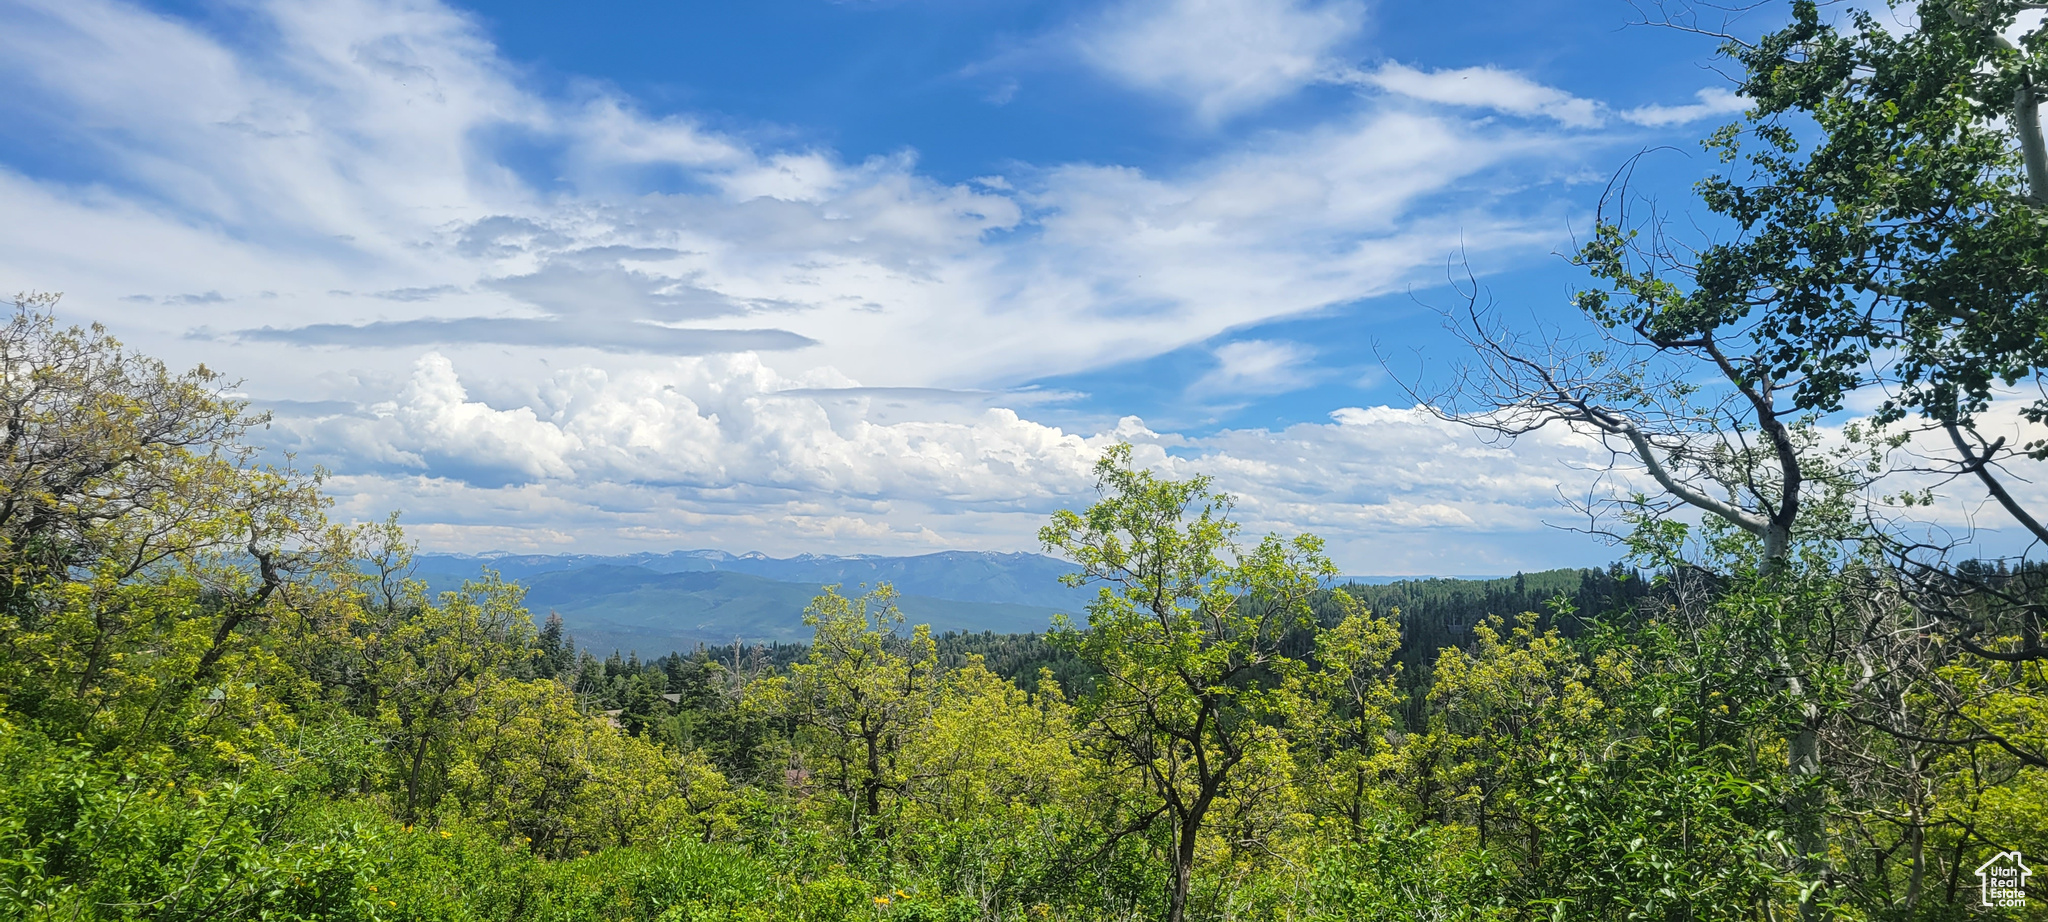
[13,11,2048,911]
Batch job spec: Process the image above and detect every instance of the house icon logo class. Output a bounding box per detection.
[1976,851,2031,908]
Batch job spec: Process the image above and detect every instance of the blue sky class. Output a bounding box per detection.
[0,0,1820,571]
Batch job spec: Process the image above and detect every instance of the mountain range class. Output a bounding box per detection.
[411,549,1503,657]
[411,549,1091,656]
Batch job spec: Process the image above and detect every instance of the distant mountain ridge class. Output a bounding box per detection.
[409,548,1509,658]
[410,549,1091,655]
[417,548,1088,610]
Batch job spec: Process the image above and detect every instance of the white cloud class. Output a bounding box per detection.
[1191,340,1317,397]
[0,0,1583,395]
[0,0,1724,571]
[1176,415,1595,570]
[316,361,2048,573]
[300,356,1627,571]
[377,353,585,480]
[1618,87,1748,127]
[1362,63,1746,131]
[1364,62,1604,128]
[283,351,1104,505]
[1828,394,2048,560]
[309,354,2048,573]
[1075,0,1367,122]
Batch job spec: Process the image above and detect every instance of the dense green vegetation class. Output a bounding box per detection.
[9,3,2048,919]
[0,303,2037,920]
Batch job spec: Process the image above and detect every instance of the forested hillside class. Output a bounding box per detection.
[7,5,2048,922]
[512,564,1634,687]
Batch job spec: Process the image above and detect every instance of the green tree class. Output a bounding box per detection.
[1623,2,2048,484]
[0,297,335,754]
[535,612,576,679]
[1615,19,2048,901]
[751,584,940,844]
[1040,443,1335,922]
[358,558,537,825]
[1427,613,1602,859]
[616,672,669,741]
[902,658,1083,826]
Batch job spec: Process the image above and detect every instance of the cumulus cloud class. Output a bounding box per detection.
[291,353,1626,571]
[1074,0,1367,122]
[1192,405,1620,561]
[282,351,1105,502]
[303,354,2048,573]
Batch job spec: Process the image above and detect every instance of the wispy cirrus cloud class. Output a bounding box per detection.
[0,0,1753,569]
[1617,87,1749,126]
[0,0,1579,385]
[1191,340,1320,398]
[1360,62,1604,128]
[233,318,815,354]
[1354,62,1745,130]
